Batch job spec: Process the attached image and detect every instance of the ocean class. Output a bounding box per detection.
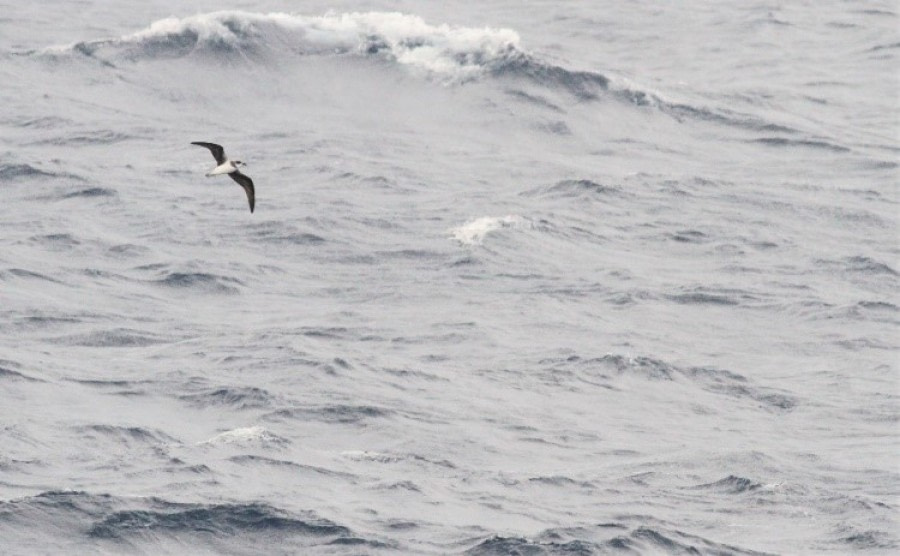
[0,1,897,554]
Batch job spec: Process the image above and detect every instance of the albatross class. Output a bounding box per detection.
[191,141,255,213]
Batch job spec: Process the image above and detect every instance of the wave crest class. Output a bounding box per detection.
[58,11,522,79]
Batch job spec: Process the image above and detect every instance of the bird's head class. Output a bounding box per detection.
[234,160,247,167]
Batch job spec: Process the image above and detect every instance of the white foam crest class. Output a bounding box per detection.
[87,11,521,79]
[199,426,287,446]
[449,215,529,246]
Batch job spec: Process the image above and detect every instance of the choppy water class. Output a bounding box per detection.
[1,1,898,554]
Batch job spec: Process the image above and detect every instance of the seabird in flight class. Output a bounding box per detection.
[191,141,255,213]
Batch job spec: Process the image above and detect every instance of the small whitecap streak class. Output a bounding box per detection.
[449,215,528,245]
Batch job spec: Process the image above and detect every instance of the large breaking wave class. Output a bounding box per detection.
[50,11,523,79]
[36,10,801,134]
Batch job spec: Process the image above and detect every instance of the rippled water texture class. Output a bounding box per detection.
[1,1,897,554]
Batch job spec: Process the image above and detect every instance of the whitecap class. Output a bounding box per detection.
[200,426,288,446]
[449,215,528,245]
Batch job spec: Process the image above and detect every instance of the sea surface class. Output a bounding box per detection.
[1,1,898,554]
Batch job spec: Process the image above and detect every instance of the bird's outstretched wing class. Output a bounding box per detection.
[191,142,226,164]
[229,171,255,213]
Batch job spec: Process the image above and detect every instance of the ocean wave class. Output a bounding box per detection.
[30,130,136,147]
[856,300,898,312]
[2,268,65,283]
[153,271,244,294]
[51,328,169,347]
[490,55,609,99]
[200,426,289,447]
[0,364,42,382]
[28,233,81,248]
[839,530,898,550]
[841,256,898,276]
[179,386,276,409]
[340,450,456,469]
[87,502,355,543]
[691,475,763,494]
[496,59,803,135]
[69,377,146,389]
[263,404,391,424]
[685,366,798,411]
[816,256,899,277]
[504,88,564,112]
[10,315,81,333]
[51,11,521,80]
[527,475,595,489]
[467,523,772,555]
[666,286,766,307]
[37,10,802,134]
[62,187,117,199]
[0,492,373,549]
[542,354,798,411]
[0,163,59,181]
[227,455,357,479]
[107,243,149,258]
[669,230,709,243]
[76,424,178,445]
[7,115,71,129]
[522,178,625,199]
[667,291,742,306]
[466,535,594,555]
[751,137,852,152]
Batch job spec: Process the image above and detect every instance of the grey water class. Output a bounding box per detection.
[1,1,897,554]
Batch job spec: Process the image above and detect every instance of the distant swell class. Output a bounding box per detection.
[467,523,772,555]
[154,272,243,293]
[751,137,851,153]
[76,424,177,445]
[0,163,59,181]
[88,503,350,539]
[33,130,136,146]
[264,404,392,424]
[543,354,798,411]
[63,187,117,199]
[817,256,898,277]
[522,178,625,199]
[693,475,763,494]
[180,386,276,409]
[53,328,169,347]
[0,365,42,382]
[666,286,765,307]
[0,492,377,549]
